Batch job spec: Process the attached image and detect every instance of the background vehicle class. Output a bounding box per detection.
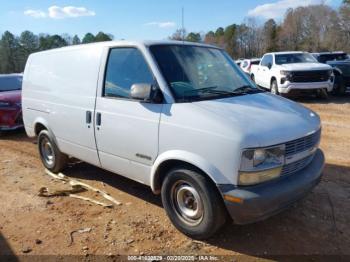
[23,41,324,239]
[235,58,244,67]
[250,51,333,98]
[312,52,350,95]
[0,74,23,134]
[240,58,261,75]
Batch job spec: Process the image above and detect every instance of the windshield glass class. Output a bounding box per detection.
[0,76,22,92]
[275,53,317,65]
[150,45,257,102]
[319,54,348,63]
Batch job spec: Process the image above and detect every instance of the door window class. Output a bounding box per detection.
[261,55,272,68]
[104,48,154,99]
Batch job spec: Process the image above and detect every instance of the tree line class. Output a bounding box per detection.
[1,1,349,74]
[171,1,350,59]
[0,31,113,73]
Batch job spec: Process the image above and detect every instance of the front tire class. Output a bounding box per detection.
[38,130,68,173]
[251,74,255,83]
[161,167,228,239]
[271,80,279,95]
[333,75,346,95]
[317,88,329,99]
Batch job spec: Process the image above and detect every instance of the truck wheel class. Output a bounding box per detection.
[38,130,68,173]
[271,80,279,95]
[317,88,329,99]
[161,167,228,239]
[333,76,346,96]
[251,74,255,83]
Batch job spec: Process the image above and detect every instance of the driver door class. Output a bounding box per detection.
[94,47,163,185]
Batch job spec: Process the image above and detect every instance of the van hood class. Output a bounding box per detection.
[279,62,331,71]
[193,93,321,148]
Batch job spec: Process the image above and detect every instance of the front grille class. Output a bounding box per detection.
[290,70,329,83]
[285,129,321,157]
[281,155,314,176]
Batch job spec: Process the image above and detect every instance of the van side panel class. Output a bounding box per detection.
[22,46,104,166]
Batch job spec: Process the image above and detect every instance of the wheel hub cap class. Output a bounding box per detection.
[172,182,204,225]
[41,137,54,166]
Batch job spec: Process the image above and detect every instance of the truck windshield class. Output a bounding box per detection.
[275,53,317,65]
[0,76,22,92]
[318,54,348,63]
[150,45,258,102]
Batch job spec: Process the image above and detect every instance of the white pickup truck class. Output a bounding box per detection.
[250,51,334,97]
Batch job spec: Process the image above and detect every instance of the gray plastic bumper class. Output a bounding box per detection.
[218,149,325,225]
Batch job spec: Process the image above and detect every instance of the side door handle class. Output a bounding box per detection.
[86,111,92,124]
[96,112,102,127]
[86,111,92,128]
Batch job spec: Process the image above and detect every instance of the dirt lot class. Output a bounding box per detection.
[0,95,349,260]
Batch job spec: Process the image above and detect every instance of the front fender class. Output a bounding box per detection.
[333,67,343,75]
[150,150,231,193]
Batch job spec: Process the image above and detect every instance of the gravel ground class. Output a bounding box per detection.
[0,95,349,260]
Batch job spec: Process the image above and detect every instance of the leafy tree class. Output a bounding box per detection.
[72,35,81,45]
[215,27,224,37]
[186,32,201,42]
[95,32,113,42]
[224,24,237,57]
[263,19,278,52]
[39,34,67,50]
[0,31,21,73]
[18,30,39,71]
[82,33,96,43]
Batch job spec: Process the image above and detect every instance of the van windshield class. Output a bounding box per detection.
[275,53,317,65]
[150,45,259,102]
[0,76,22,92]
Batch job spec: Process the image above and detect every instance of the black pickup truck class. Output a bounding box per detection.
[312,52,350,95]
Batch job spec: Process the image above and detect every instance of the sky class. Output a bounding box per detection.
[0,0,344,40]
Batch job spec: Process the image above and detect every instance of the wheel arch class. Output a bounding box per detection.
[33,118,60,150]
[150,150,229,194]
[333,67,343,76]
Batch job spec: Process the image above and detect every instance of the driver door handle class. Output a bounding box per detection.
[96,112,102,126]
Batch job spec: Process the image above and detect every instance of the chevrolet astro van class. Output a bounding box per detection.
[22,41,324,239]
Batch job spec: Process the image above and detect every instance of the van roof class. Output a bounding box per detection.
[31,40,221,55]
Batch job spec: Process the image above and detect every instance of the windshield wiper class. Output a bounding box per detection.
[232,85,264,94]
[181,85,263,102]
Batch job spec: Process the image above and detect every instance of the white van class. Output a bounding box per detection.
[22,41,324,239]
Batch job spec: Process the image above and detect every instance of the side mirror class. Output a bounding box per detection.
[267,63,272,69]
[130,83,152,101]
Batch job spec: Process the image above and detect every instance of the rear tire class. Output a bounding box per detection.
[161,166,228,239]
[38,130,68,173]
[271,80,279,95]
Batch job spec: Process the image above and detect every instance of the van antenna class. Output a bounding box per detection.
[182,7,185,43]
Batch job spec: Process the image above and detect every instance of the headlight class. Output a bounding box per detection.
[239,145,285,185]
[280,70,291,76]
[239,167,283,186]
